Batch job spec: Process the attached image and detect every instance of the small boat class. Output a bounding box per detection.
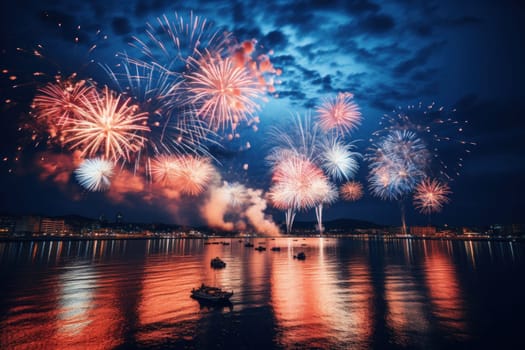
[294,252,306,260]
[244,243,254,247]
[255,246,266,251]
[221,241,230,245]
[271,247,281,251]
[191,284,233,302]
[210,257,226,268]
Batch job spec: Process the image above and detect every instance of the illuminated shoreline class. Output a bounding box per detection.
[1,234,522,243]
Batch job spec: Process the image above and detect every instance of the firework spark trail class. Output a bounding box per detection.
[340,181,364,201]
[367,129,430,234]
[267,112,321,166]
[313,180,338,235]
[130,12,232,72]
[413,178,451,215]
[74,158,114,191]
[185,54,263,131]
[62,86,150,162]
[316,92,361,135]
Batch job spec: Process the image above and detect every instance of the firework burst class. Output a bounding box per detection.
[368,130,429,200]
[130,12,231,72]
[172,155,215,196]
[268,154,330,233]
[270,155,328,210]
[375,102,476,181]
[151,154,215,196]
[150,155,177,185]
[267,112,320,164]
[62,86,150,162]
[340,181,364,201]
[316,92,361,135]
[319,136,360,181]
[413,178,451,214]
[185,55,263,131]
[103,59,217,162]
[74,158,114,191]
[31,76,97,142]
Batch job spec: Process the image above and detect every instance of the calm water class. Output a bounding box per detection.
[0,237,523,349]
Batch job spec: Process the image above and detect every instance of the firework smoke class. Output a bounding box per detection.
[201,181,280,235]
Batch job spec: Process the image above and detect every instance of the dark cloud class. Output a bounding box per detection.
[261,30,288,51]
[411,68,439,81]
[440,15,482,27]
[111,17,132,36]
[270,54,296,66]
[453,95,525,135]
[134,0,181,16]
[37,10,92,45]
[312,74,334,93]
[393,41,446,75]
[358,13,395,34]
[410,15,482,37]
[344,0,380,14]
[410,23,434,37]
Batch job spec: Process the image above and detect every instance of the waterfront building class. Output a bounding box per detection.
[15,215,41,236]
[40,218,68,235]
[410,226,437,237]
[0,215,16,236]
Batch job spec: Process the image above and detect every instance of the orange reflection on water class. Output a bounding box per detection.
[271,242,325,347]
[0,263,123,349]
[385,265,429,347]
[271,238,374,348]
[55,264,123,349]
[137,256,201,344]
[345,257,374,347]
[423,244,468,338]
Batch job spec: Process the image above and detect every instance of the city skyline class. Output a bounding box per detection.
[0,0,524,230]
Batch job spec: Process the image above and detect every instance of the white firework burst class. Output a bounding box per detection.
[74,158,115,191]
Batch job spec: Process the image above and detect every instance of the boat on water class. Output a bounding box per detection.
[244,243,254,247]
[210,257,226,268]
[271,247,281,251]
[191,284,233,302]
[294,252,306,260]
[255,246,266,251]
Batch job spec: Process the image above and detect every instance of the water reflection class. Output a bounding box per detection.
[384,264,430,347]
[0,238,523,349]
[423,249,468,340]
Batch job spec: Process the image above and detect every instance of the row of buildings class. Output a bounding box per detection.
[1,214,524,238]
[0,213,176,237]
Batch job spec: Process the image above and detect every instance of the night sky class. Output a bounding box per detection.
[0,0,523,229]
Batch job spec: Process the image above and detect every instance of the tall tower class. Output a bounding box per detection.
[116,212,123,224]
